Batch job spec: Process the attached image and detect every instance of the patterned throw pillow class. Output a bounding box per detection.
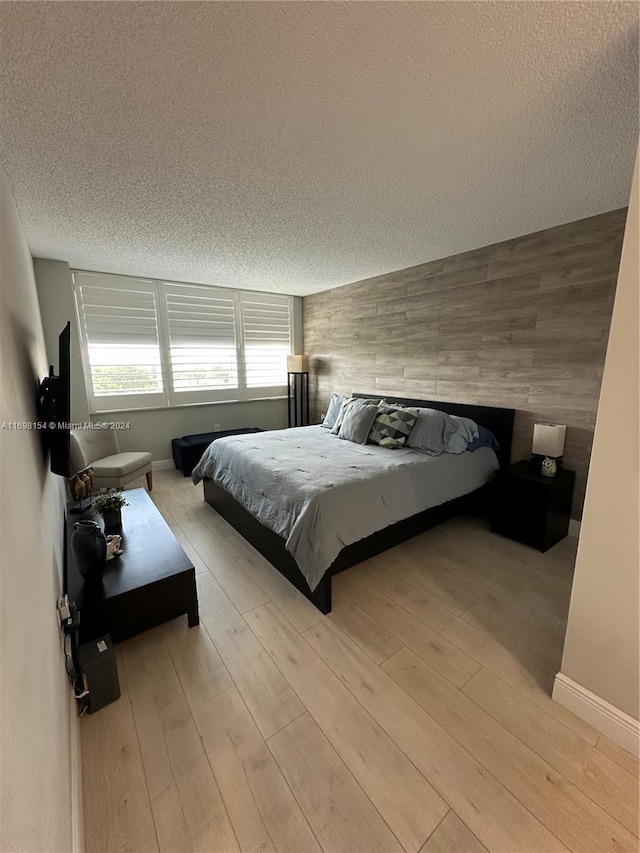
[368,406,418,448]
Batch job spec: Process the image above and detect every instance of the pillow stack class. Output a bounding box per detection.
[321,395,500,455]
[407,408,458,456]
[330,397,381,435]
[445,415,479,453]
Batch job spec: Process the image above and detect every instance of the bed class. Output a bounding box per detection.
[194,394,515,613]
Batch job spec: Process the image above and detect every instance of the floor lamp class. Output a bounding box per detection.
[287,355,310,427]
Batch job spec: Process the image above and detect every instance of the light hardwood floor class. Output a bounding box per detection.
[81,470,639,853]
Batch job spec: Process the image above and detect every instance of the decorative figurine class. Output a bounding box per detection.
[106,534,123,560]
[541,456,557,478]
[67,467,95,513]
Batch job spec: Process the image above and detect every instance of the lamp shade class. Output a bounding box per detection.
[532,423,566,458]
[287,354,309,373]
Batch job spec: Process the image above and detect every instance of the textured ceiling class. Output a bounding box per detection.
[1,2,638,296]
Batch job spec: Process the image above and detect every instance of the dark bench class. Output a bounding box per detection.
[172,428,264,477]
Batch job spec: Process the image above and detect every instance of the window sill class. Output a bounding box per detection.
[90,395,287,415]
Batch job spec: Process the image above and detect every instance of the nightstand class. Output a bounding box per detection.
[490,460,576,552]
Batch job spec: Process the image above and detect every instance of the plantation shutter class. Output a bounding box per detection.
[73,272,165,411]
[163,283,239,404]
[74,270,295,412]
[239,292,292,397]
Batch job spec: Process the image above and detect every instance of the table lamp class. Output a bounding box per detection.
[287,354,310,427]
[532,423,566,477]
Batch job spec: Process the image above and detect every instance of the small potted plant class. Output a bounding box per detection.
[92,489,130,533]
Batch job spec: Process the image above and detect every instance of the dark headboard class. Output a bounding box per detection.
[353,393,515,470]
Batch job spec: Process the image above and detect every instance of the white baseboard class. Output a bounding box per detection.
[152,458,174,471]
[553,673,640,756]
[568,519,581,538]
[69,692,84,853]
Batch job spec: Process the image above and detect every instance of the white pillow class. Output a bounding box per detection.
[321,394,345,429]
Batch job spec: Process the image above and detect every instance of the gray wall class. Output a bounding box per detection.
[0,171,79,850]
[112,398,289,460]
[303,208,626,520]
[34,259,303,460]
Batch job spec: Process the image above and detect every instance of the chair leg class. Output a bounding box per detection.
[146,471,153,491]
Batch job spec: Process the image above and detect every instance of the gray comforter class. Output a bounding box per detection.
[192,426,499,591]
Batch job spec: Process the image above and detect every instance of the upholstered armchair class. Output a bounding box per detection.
[70,428,153,492]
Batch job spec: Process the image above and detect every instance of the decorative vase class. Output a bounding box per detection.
[102,510,122,534]
[71,520,107,579]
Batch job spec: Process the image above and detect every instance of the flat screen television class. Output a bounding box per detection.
[38,321,71,476]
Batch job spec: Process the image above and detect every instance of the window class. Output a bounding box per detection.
[74,274,166,412]
[73,271,294,412]
[239,292,292,395]
[164,283,239,405]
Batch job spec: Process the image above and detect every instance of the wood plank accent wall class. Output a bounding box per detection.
[303,208,627,520]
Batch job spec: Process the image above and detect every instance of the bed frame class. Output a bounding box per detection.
[203,394,515,613]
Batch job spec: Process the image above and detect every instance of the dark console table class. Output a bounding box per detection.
[66,488,198,643]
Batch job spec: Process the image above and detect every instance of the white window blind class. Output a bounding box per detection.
[239,292,292,396]
[163,283,239,404]
[74,272,165,411]
[73,270,295,412]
